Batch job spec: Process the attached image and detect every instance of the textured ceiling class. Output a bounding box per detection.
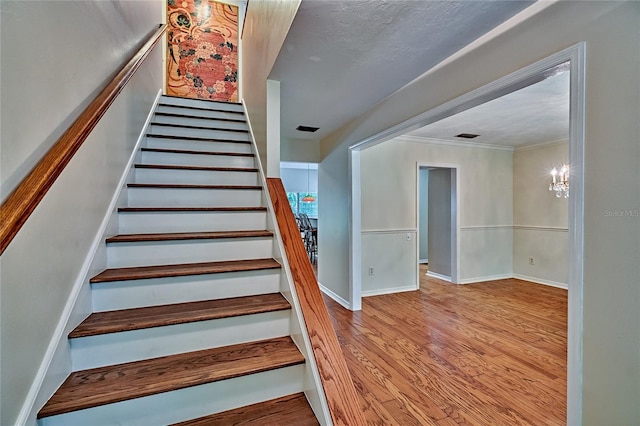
[408,68,570,147]
[269,0,535,143]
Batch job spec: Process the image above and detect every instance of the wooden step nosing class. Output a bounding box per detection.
[70,306,291,339]
[39,363,305,419]
[37,337,304,419]
[134,164,258,173]
[106,230,273,244]
[146,133,251,144]
[154,111,247,123]
[127,184,263,191]
[89,258,281,283]
[127,183,262,190]
[157,103,245,114]
[150,122,249,133]
[141,147,254,157]
[160,95,243,107]
[117,206,267,213]
[171,393,317,426]
[69,296,291,338]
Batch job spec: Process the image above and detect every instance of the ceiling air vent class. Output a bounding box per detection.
[296,125,320,133]
[456,133,480,139]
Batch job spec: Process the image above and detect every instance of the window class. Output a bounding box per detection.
[286,192,318,218]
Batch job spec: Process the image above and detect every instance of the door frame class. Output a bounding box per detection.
[349,43,585,424]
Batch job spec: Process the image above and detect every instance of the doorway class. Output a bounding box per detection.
[417,165,458,284]
[349,43,584,422]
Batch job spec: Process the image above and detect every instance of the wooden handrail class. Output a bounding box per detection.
[0,24,167,255]
[266,178,366,426]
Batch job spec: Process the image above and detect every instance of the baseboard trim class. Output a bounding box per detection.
[17,89,163,426]
[362,285,417,297]
[319,283,351,310]
[513,274,568,290]
[458,274,512,284]
[419,258,428,264]
[426,271,452,282]
[456,273,568,289]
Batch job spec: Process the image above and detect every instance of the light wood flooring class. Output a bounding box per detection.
[323,264,567,425]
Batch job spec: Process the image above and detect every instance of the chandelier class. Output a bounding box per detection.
[549,164,569,198]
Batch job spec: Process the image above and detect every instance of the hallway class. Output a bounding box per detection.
[323,265,567,425]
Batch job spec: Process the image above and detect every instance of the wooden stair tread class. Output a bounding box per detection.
[127,183,262,190]
[70,293,290,338]
[90,258,281,283]
[134,164,258,172]
[162,95,242,104]
[146,133,251,144]
[106,230,272,243]
[160,97,243,107]
[118,206,267,212]
[173,393,319,426]
[38,336,304,419]
[141,147,253,157]
[154,111,246,123]
[151,122,249,133]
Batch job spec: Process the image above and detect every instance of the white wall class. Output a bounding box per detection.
[281,138,321,163]
[513,141,569,287]
[241,0,301,173]
[358,137,513,293]
[361,230,417,296]
[0,1,163,424]
[318,3,640,423]
[280,166,318,193]
[318,144,351,302]
[266,79,281,177]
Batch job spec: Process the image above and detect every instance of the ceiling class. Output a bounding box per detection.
[408,67,570,147]
[269,0,536,144]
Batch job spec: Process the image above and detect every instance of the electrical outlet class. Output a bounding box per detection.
[529,257,535,265]
[368,266,375,276]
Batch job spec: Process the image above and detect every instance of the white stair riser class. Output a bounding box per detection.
[156,105,244,121]
[118,210,268,233]
[153,115,248,131]
[149,124,250,142]
[160,96,245,112]
[92,269,281,311]
[127,187,262,208]
[134,168,259,185]
[141,151,255,168]
[39,365,305,426]
[71,311,291,370]
[107,238,273,268]
[145,136,252,154]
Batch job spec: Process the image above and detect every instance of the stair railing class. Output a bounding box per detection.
[266,178,366,426]
[0,24,167,255]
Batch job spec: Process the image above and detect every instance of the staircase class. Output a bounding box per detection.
[37,96,320,425]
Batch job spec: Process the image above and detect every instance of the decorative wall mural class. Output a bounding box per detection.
[166,0,238,102]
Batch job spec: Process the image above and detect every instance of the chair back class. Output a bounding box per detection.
[299,213,313,230]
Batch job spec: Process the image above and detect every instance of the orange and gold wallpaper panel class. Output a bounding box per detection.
[166,0,238,102]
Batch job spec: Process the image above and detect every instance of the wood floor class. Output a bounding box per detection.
[323,264,567,425]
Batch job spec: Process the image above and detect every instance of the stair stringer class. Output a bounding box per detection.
[242,102,332,425]
[18,90,164,426]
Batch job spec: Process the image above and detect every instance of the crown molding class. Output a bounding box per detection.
[398,135,514,152]
[514,137,568,152]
